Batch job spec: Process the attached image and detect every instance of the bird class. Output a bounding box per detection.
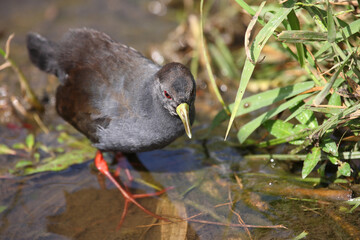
[26,28,196,225]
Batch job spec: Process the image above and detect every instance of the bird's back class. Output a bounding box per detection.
[27,28,161,144]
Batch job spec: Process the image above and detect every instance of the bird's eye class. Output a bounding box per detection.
[164,91,172,99]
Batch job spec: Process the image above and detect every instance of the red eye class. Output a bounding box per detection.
[164,91,172,99]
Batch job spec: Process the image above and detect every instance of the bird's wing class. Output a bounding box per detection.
[55,28,159,142]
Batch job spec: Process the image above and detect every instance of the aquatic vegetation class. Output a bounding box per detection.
[200,0,360,181]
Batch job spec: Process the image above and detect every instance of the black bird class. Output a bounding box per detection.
[27,28,196,224]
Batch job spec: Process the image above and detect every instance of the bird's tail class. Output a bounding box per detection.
[26,33,64,79]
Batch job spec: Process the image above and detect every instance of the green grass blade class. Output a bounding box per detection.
[308,106,344,115]
[234,0,257,18]
[302,147,321,178]
[209,81,314,133]
[296,109,318,128]
[214,34,240,78]
[200,0,230,115]
[278,31,328,42]
[290,102,318,128]
[314,19,360,58]
[287,9,305,67]
[326,0,336,43]
[225,0,295,139]
[235,0,301,63]
[263,119,307,145]
[237,93,312,143]
[321,132,338,156]
[257,129,312,148]
[234,81,314,116]
[208,44,233,78]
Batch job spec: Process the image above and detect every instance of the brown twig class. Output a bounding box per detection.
[137,215,287,229]
[137,200,287,230]
[228,188,252,239]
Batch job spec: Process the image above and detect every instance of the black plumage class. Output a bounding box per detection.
[27,28,196,152]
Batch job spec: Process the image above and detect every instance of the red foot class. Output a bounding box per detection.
[94,150,172,228]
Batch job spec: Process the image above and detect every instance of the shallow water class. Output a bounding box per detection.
[1,0,359,239]
[2,130,358,239]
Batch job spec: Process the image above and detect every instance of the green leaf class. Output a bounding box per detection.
[264,120,294,138]
[209,81,314,133]
[263,119,307,145]
[235,0,259,17]
[302,147,321,178]
[346,197,360,213]
[297,110,318,128]
[34,152,40,162]
[57,132,94,150]
[327,155,338,165]
[285,97,313,123]
[338,162,351,177]
[225,0,295,139]
[287,9,305,67]
[12,143,26,150]
[238,93,312,143]
[25,134,35,150]
[36,142,50,153]
[257,129,312,148]
[0,144,16,155]
[15,160,33,169]
[290,102,318,128]
[0,205,7,214]
[291,231,308,240]
[320,132,338,156]
[236,82,314,116]
[24,149,96,175]
[328,92,341,106]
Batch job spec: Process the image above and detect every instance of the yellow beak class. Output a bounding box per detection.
[176,103,192,139]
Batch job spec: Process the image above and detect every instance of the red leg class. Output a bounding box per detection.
[95,150,171,227]
[133,186,174,199]
[117,199,129,229]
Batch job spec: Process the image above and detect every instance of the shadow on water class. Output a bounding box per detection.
[0,0,359,239]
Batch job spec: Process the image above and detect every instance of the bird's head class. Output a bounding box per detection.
[155,62,196,138]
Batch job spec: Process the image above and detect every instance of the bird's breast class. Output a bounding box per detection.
[93,111,184,153]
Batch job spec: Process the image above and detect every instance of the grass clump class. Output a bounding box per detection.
[204,0,360,180]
